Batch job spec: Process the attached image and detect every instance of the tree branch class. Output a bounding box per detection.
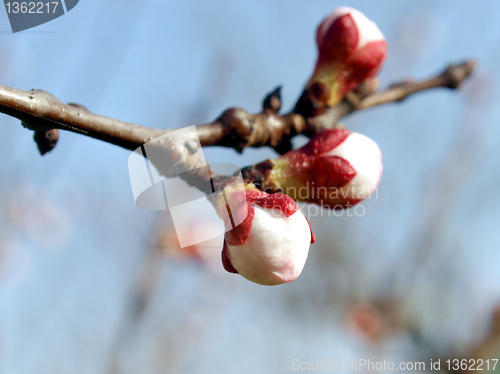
[307,60,477,133]
[0,60,475,155]
[0,60,476,190]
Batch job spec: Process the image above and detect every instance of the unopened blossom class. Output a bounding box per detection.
[268,128,383,209]
[303,7,388,111]
[216,184,315,286]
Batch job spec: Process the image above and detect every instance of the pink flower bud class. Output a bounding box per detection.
[308,7,388,106]
[270,129,382,209]
[216,184,315,286]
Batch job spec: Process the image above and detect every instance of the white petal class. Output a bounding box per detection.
[324,132,382,201]
[227,206,311,285]
[320,7,385,50]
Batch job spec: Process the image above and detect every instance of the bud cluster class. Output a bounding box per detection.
[214,7,386,285]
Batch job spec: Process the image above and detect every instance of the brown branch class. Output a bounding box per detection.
[438,306,500,374]
[460,306,500,374]
[1,86,169,151]
[307,60,477,133]
[0,60,475,155]
[0,60,476,191]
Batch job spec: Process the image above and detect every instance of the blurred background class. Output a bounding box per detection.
[1,0,500,373]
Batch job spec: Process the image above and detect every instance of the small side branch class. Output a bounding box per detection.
[308,60,476,133]
[0,60,476,156]
[0,60,476,190]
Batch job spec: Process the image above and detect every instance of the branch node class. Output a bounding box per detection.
[355,78,380,97]
[217,107,255,149]
[262,86,282,113]
[293,82,331,118]
[443,60,477,89]
[33,129,59,155]
[67,102,89,112]
[344,91,362,109]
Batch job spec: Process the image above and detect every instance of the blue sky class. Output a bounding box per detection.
[1,1,500,373]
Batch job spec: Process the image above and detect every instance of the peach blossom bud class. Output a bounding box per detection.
[216,184,315,286]
[307,7,388,108]
[270,128,382,209]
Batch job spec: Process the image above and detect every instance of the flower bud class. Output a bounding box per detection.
[269,129,382,209]
[305,7,387,108]
[216,184,315,286]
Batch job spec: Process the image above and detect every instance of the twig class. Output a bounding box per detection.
[0,60,475,154]
[461,307,500,374]
[0,60,476,190]
[307,60,477,133]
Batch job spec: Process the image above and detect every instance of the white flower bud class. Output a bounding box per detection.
[217,185,315,286]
